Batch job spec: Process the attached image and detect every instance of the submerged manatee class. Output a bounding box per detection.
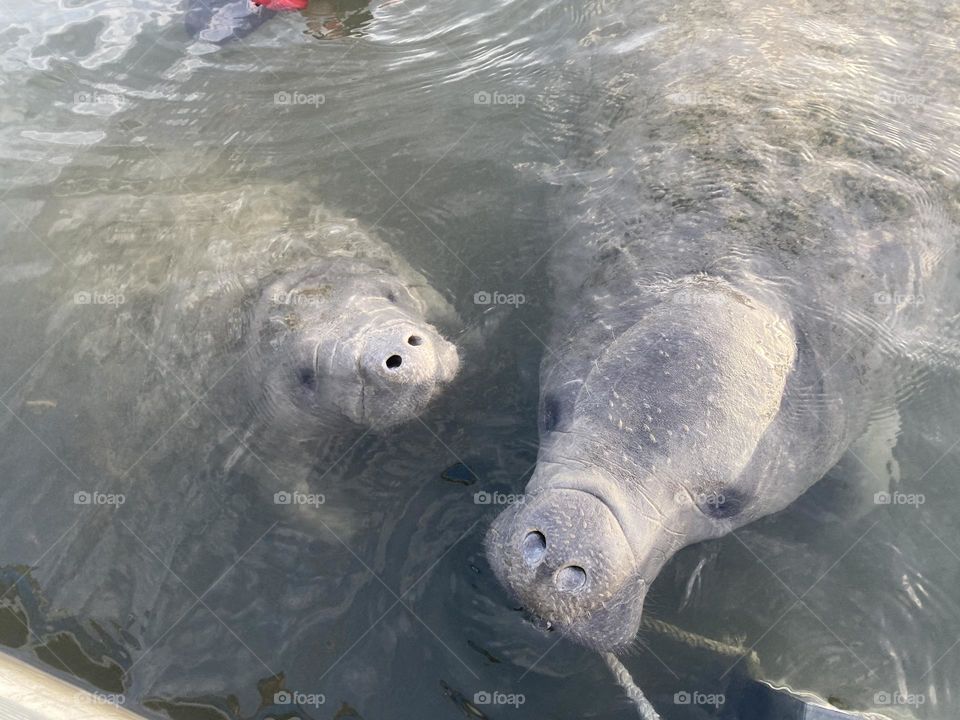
[51,183,458,439]
[486,0,960,656]
[0,174,464,674]
[4,178,462,538]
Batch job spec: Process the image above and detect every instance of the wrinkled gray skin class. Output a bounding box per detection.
[487,0,959,652]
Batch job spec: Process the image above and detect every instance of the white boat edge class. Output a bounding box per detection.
[0,651,146,720]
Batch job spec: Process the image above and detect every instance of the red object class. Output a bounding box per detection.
[253,0,308,10]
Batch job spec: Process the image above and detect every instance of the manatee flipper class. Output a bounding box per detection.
[795,408,902,523]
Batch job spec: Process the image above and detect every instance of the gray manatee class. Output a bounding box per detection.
[486,0,960,654]
[0,174,463,566]
[0,159,470,703]
[40,181,459,441]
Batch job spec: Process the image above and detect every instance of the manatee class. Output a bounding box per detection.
[486,0,960,658]
[0,169,463,560]
[33,181,458,442]
[0,164,466,699]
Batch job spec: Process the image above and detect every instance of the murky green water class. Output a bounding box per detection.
[0,1,959,718]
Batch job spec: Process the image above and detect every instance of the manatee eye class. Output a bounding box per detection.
[297,367,316,389]
[541,393,566,433]
[697,488,747,519]
[386,291,398,304]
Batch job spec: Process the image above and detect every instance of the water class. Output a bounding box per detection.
[0,1,958,718]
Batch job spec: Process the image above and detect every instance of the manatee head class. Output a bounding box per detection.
[486,279,797,651]
[256,257,460,431]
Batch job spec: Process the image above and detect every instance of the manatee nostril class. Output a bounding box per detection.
[385,354,403,370]
[522,531,546,566]
[556,565,587,593]
[407,335,423,346]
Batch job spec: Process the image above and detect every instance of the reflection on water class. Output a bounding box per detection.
[0,0,958,718]
[184,0,377,43]
[300,0,379,39]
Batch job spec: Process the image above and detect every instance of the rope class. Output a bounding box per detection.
[642,617,761,675]
[602,618,762,719]
[602,652,663,720]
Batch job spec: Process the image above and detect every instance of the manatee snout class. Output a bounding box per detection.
[356,320,459,426]
[360,321,459,384]
[485,489,645,651]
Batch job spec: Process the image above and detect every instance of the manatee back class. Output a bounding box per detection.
[544,0,960,432]
[550,1,958,304]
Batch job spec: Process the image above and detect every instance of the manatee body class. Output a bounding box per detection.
[0,156,466,699]
[33,180,458,450]
[0,178,464,687]
[0,174,461,570]
[487,1,960,652]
